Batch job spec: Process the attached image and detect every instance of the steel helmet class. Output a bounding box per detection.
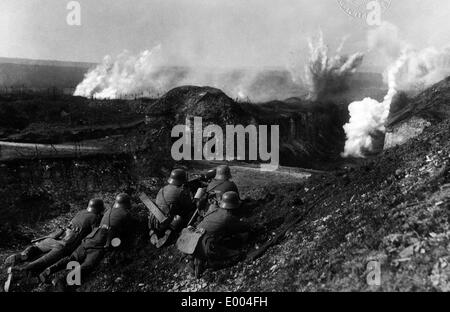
[219,191,240,210]
[115,193,131,209]
[203,169,217,180]
[215,165,231,181]
[168,169,188,186]
[87,198,105,214]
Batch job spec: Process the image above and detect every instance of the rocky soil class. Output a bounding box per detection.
[1,78,450,292]
[1,117,450,292]
[84,117,450,293]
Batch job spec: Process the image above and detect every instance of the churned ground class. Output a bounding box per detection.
[2,117,450,292]
[87,118,450,292]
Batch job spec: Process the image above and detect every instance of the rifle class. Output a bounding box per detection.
[31,228,65,244]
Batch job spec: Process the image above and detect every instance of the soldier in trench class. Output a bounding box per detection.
[195,165,240,219]
[184,191,251,278]
[38,193,132,291]
[3,198,105,292]
[148,169,195,245]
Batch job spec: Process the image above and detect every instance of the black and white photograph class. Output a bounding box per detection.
[0,0,450,299]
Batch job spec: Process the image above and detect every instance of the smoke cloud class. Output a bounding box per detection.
[74,45,304,102]
[343,22,450,157]
[393,47,450,93]
[290,32,364,101]
[75,30,366,102]
[342,51,408,157]
[369,22,450,93]
[74,46,170,99]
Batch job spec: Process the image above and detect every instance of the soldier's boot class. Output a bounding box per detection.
[4,254,21,267]
[3,267,14,292]
[39,256,70,284]
[3,266,28,292]
[4,245,39,267]
[155,229,172,248]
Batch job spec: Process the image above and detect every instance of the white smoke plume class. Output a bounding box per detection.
[343,22,450,158]
[74,46,302,102]
[75,31,367,102]
[392,47,450,94]
[298,32,364,101]
[74,46,172,99]
[369,22,450,94]
[342,51,408,157]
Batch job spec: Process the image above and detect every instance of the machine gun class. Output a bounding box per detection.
[139,169,216,248]
[185,168,217,227]
[185,168,216,197]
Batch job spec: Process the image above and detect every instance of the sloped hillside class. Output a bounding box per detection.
[388,77,450,127]
[3,79,450,292]
[73,117,449,293]
[3,116,447,292]
[385,77,450,149]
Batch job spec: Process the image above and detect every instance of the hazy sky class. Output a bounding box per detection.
[0,0,449,69]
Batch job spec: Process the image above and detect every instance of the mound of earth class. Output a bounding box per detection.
[146,86,249,126]
[147,86,348,168]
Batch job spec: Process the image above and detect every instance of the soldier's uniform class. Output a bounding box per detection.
[148,169,194,236]
[191,192,250,277]
[206,179,239,196]
[5,200,103,274]
[195,207,250,261]
[41,194,132,288]
[197,165,239,217]
[206,165,239,196]
[70,202,131,274]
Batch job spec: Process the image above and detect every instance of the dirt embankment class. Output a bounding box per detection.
[2,117,449,292]
[2,80,450,292]
[69,118,449,293]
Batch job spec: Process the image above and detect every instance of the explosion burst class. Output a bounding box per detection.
[302,32,364,101]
